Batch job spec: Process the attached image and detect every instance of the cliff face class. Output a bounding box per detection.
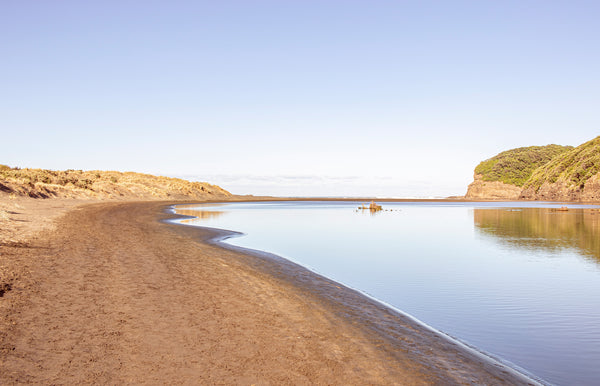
[520,174,600,201]
[465,174,522,200]
[471,173,600,202]
[582,174,600,201]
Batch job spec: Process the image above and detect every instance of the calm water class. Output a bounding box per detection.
[174,201,600,386]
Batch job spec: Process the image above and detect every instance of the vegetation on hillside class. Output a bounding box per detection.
[525,136,600,191]
[474,144,573,187]
[0,166,231,199]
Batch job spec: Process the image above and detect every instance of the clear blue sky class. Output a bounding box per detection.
[2,1,599,197]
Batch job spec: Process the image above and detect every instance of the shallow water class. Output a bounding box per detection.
[174,201,600,385]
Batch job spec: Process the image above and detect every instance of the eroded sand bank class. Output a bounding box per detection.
[0,199,540,384]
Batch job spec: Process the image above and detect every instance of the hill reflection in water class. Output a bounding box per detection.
[175,208,226,224]
[473,208,600,264]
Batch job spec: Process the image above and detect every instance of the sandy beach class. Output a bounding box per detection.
[0,199,540,385]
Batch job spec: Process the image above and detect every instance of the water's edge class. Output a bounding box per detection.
[166,204,548,385]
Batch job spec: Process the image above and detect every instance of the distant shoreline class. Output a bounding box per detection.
[221,195,600,204]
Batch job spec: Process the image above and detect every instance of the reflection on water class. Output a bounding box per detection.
[474,208,600,264]
[175,208,225,224]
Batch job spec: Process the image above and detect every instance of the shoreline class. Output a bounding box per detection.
[1,198,543,384]
[168,203,544,385]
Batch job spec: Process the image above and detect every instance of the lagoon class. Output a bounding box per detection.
[174,201,600,386]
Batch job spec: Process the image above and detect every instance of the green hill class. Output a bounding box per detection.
[474,144,573,187]
[525,136,600,192]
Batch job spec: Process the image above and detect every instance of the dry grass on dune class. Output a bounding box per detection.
[0,165,231,200]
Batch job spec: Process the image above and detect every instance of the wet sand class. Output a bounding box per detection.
[1,200,541,384]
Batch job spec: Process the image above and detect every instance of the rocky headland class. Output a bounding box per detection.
[466,136,600,202]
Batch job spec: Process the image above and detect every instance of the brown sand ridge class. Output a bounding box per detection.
[0,197,541,385]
